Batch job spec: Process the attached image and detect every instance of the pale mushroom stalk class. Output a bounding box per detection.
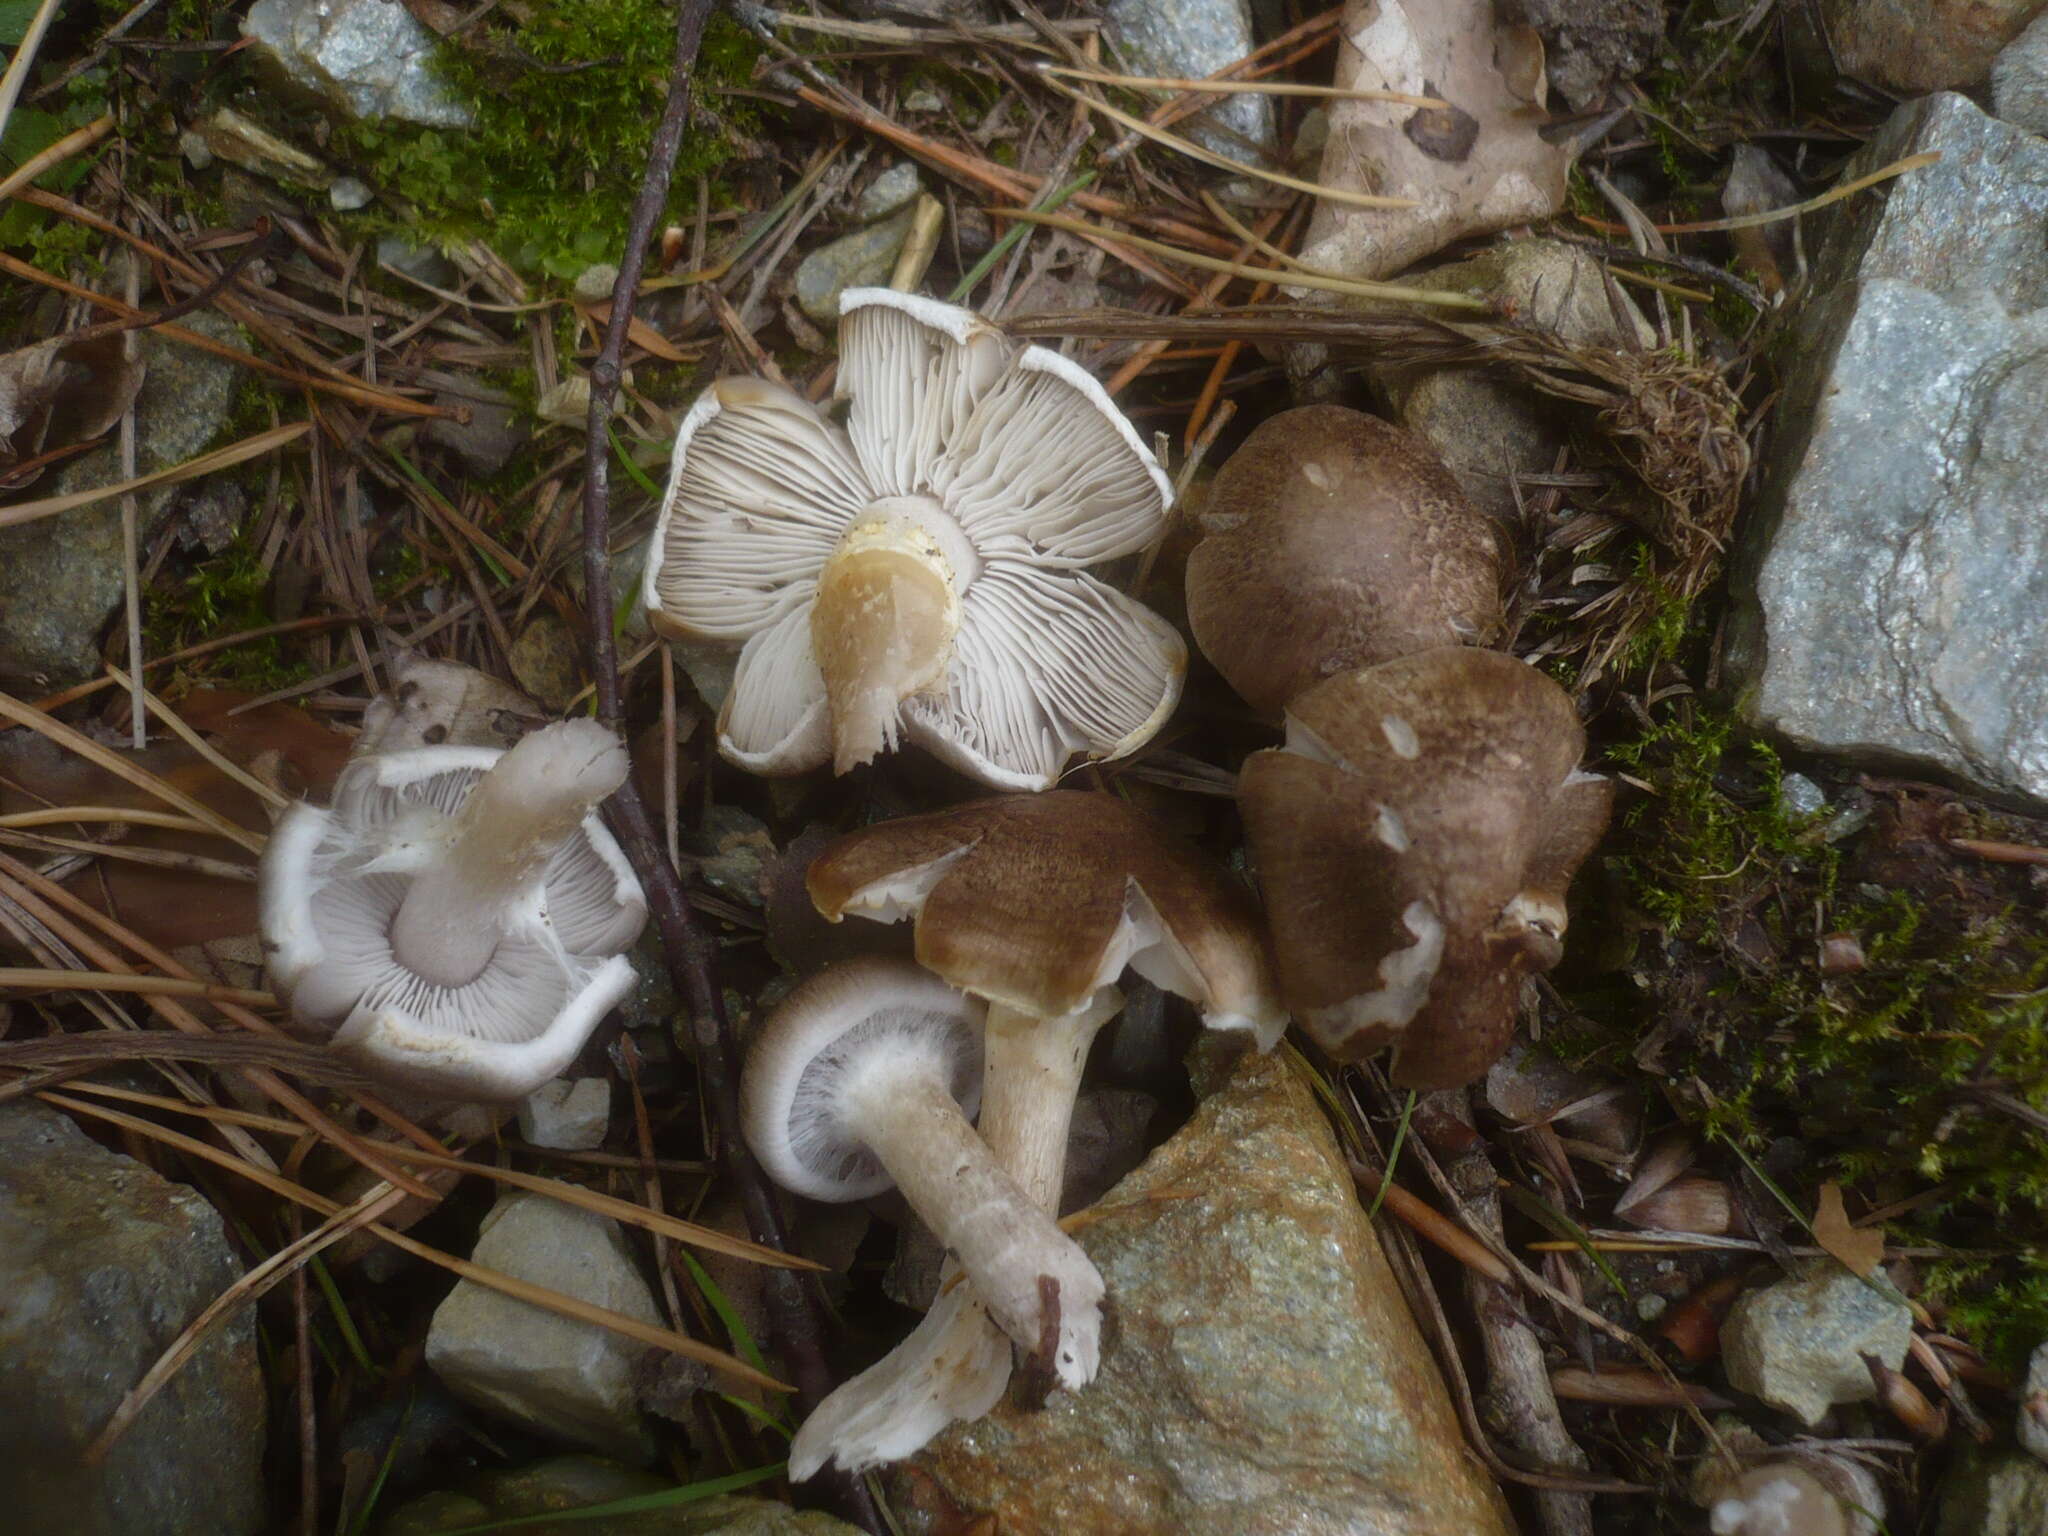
[808,502,973,773]
[976,993,1123,1214]
[833,1050,1102,1357]
[388,722,630,987]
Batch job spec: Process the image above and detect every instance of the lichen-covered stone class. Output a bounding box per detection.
[888,1045,1510,1535]
[1934,1445,2048,1536]
[793,208,918,325]
[1729,92,2048,810]
[0,309,242,689]
[244,0,474,128]
[1104,0,1274,163]
[1721,1262,1913,1426]
[0,1100,266,1536]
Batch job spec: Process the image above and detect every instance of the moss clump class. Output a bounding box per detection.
[333,5,760,279]
[1584,704,2048,1370]
[145,534,309,693]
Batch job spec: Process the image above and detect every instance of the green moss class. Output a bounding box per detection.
[1588,703,2048,1369]
[333,6,761,280]
[145,534,310,692]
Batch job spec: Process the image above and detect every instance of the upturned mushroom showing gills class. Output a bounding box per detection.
[1238,648,1610,1090]
[642,288,1184,790]
[1185,405,1502,717]
[742,958,1104,1413]
[260,719,649,1101]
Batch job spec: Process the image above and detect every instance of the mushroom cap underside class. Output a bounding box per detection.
[741,956,986,1202]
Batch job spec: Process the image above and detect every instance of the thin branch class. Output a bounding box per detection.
[578,6,880,1528]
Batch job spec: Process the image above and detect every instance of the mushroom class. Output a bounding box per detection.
[741,956,1104,1391]
[1185,405,1502,716]
[260,718,648,1100]
[641,288,1184,789]
[1238,647,1609,1089]
[1705,1461,1880,1536]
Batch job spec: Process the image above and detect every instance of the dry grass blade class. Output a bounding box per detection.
[1038,74,1419,210]
[995,211,1488,308]
[86,1179,412,1464]
[0,691,265,855]
[0,967,274,1006]
[0,807,225,834]
[0,0,65,142]
[0,1031,374,1096]
[0,827,255,880]
[105,663,292,814]
[1037,62,1445,106]
[0,111,112,203]
[43,1090,794,1395]
[0,420,310,531]
[1598,150,1941,235]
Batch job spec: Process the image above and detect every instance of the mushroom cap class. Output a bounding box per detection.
[641,288,1184,791]
[741,955,986,1202]
[1239,647,1610,1088]
[1185,405,1502,717]
[259,738,648,1100]
[806,790,1285,1046]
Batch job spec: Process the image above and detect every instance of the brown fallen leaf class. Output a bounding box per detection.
[1299,0,1576,282]
[0,331,146,487]
[1813,1181,1885,1276]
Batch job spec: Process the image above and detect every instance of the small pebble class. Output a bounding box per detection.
[328,176,372,211]
[857,162,922,222]
[573,262,620,305]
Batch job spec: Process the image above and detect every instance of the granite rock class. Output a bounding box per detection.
[794,207,918,325]
[1729,92,2048,810]
[426,1193,663,1460]
[1803,0,2047,95]
[1995,12,2048,134]
[244,0,474,128]
[887,1044,1511,1535]
[1104,0,1274,164]
[0,309,242,688]
[0,1100,267,1536]
[1721,1262,1913,1426]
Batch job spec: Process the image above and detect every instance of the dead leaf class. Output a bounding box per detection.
[1813,1181,1885,1276]
[1299,0,1575,281]
[0,331,145,486]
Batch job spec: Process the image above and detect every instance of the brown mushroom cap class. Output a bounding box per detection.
[1238,647,1610,1088]
[807,789,1283,1044]
[1185,405,1502,717]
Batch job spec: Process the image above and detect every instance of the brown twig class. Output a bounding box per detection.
[578,5,878,1528]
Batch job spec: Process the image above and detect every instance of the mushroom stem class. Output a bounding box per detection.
[978,993,1122,1210]
[841,1058,1103,1369]
[388,721,629,989]
[810,511,965,774]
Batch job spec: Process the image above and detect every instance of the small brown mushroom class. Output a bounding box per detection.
[1185,405,1502,717]
[1238,647,1609,1089]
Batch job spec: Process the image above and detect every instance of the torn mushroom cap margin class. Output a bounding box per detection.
[805,790,1286,1049]
[1238,648,1610,1088]
[1185,404,1503,718]
[260,737,648,1100]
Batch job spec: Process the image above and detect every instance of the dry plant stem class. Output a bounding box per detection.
[1416,1090,1593,1536]
[579,4,872,1524]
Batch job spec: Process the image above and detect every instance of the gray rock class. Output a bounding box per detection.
[1500,0,1665,110]
[518,1078,610,1152]
[1780,772,1828,818]
[329,175,373,210]
[0,309,242,688]
[0,1100,266,1536]
[682,804,775,905]
[1728,93,2048,811]
[856,162,922,222]
[573,263,621,305]
[1104,0,1274,164]
[426,1192,663,1460]
[889,1044,1513,1535]
[1720,1262,1913,1426]
[377,234,458,288]
[1995,12,2048,133]
[794,206,918,325]
[1368,238,1654,520]
[375,1456,862,1535]
[176,481,247,555]
[1800,0,2047,95]
[1934,1445,2048,1536]
[244,0,474,128]
[507,611,583,711]
[424,385,527,476]
[2023,1341,2048,1463]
